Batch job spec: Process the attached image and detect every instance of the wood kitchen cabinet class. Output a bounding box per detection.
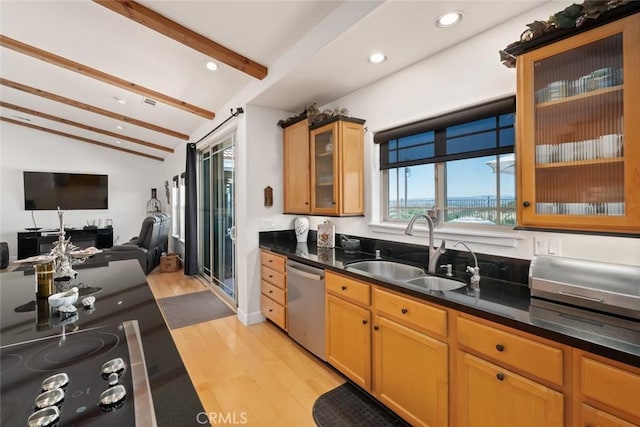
[454,314,565,426]
[325,272,371,390]
[260,250,287,330]
[282,118,311,214]
[515,14,640,233]
[282,116,365,216]
[372,288,448,426]
[456,351,564,427]
[574,350,640,426]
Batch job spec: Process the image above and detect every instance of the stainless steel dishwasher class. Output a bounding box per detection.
[286,260,325,360]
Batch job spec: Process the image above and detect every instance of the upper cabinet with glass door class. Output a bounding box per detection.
[309,117,365,216]
[516,13,640,234]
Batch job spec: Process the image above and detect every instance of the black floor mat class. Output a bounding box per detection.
[312,382,410,427]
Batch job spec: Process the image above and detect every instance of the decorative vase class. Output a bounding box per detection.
[294,217,309,242]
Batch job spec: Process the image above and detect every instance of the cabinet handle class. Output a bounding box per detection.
[522,201,530,208]
[341,285,347,291]
[496,372,505,381]
[362,320,368,325]
[496,344,505,352]
[401,308,408,314]
[374,326,379,331]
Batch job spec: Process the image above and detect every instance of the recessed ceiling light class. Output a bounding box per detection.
[368,53,387,64]
[116,125,123,130]
[115,140,122,144]
[435,11,463,28]
[205,60,218,71]
[114,97,127,104]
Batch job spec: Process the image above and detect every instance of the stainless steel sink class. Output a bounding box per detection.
[403,276,466,291]
[345,260,425,282]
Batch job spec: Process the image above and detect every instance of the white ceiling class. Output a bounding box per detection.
[0,0,547,161]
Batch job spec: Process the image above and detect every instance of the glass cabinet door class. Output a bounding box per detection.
[311,124,337,213]
[532,33,624,217]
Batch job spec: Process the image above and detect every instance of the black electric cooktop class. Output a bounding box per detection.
[1,259,205,427]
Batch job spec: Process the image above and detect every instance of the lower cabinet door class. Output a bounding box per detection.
[456,351,563,427]
[325,294,371,391]
[373,315,448,427]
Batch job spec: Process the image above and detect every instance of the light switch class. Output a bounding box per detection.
[548,238,561,255]
[534,237,549,255]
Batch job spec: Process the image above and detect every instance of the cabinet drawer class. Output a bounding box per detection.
[261,280,286,305]
[581,404,637,427]
[373,288,447,338]
[457,316,563,386]
[260,251,286,272]
[261,265,286,289]
[581,356,640,420]
[261,295,286,330]
[326,272,370,306]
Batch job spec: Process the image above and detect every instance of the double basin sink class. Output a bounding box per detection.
[345,260,466,292]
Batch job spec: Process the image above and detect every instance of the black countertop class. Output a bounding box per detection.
[0,259,206,426]
[260,238,640,368]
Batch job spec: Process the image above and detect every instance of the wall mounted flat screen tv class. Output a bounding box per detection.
[24,171,109,210]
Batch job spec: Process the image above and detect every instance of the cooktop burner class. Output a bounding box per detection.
[24,331,120,373]
[1,324,134,426]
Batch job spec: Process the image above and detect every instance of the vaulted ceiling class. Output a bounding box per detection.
[0,1,547,162]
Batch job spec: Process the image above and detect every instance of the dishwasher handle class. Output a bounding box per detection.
[287,261,324,281]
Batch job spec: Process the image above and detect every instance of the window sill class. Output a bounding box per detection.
[369,222,524,248]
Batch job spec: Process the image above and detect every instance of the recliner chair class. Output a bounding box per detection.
[102,215,162,274]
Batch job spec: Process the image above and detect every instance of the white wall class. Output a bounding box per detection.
[0,123,165,258]
[318,1,640,266]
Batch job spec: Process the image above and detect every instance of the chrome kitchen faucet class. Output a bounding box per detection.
[404,213,446,274]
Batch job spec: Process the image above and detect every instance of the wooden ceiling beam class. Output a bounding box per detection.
[1,101,174,153]
[94,0,268,80]
[0,34,214,120]
[1,117,164,162]
[0,78,189,140]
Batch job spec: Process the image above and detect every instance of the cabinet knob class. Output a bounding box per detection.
[305,202,309,205]
[522,201,531,208]
[268,290,273,294]
[268,260,273,263]
[496,372,505,381]
[374,326,379,331]
[362,320,368,325]
[268,274,273,278]
[496,344,505,352]
[401,308,408,314]
[341,285,347,291]
[268,309,273,312]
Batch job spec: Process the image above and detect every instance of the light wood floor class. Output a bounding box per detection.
[146,268,344,427]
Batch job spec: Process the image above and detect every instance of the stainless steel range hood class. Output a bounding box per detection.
[529,255,640,319]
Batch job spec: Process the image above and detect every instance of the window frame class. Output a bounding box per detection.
[378,97,516,229]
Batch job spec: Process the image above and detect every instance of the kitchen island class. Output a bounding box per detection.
[0,259,205,426]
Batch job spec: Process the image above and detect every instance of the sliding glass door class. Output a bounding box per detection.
[199,134,236,304]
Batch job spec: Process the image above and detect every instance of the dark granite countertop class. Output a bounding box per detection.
[260,235,640,368]
[0,259,206,426]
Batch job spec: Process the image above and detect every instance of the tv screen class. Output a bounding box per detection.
[24,171,109,210]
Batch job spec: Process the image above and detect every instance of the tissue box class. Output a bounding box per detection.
[160,253,181,272]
